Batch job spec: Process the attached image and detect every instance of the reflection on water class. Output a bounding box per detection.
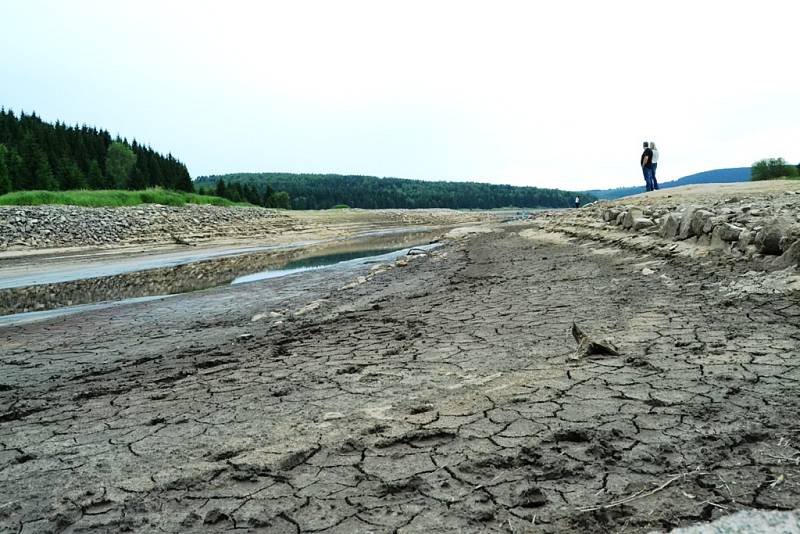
[231,245,434,285]
[282,248,398,269]
[1,227,444,320]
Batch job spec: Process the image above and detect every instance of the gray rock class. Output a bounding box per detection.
[632,217,655,231]
[717,223,744,242]
[602,209,620,222]
[710,226,735,250]
[754,218,792,255]
[776,239,800,268]
[622,209,643,229]
[690,209,714,237]
[677,207,699,240]
[660,213,682,240]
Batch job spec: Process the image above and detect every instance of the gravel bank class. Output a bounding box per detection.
[0,204,288,250]
[0,204,495,252]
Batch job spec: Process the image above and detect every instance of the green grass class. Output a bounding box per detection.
[0,189,253,208]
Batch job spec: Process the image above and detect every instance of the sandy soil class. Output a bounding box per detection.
[1,202,799,532]
[600,179,800,206]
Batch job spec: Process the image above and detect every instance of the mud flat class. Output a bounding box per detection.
[0,227,444,316]
[1,185,800,533]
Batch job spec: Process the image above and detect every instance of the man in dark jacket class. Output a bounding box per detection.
[641,142,654,191]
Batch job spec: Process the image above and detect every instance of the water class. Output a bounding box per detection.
[0,244,438,328]
[231,246,429,284]
[0,226,434,290]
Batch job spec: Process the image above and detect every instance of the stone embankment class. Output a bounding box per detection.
[533,183,800,272]
[0,204,289,250]
[0,204,496,251]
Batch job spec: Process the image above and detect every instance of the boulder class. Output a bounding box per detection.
[737,229,753,251]
[622,209,643,229]
[776,240,800,268]
[754,218,793,255]
[690,209,714,237]
[632,217,655,231]
[614,212,625,226]
[677,207,699,240]
[660,213,682,240]
[702,215,728,235]
[602,209,620,222]
[710,226,735,250]
[717,223,744,242]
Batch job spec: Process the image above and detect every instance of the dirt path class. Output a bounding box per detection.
[1,224,799,533]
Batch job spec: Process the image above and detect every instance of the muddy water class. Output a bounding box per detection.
[0,227,443,317]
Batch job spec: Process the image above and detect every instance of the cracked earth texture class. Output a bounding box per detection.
[1,225,799,533]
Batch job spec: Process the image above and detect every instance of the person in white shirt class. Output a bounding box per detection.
[575,196,580,208]
[650,141,660,190]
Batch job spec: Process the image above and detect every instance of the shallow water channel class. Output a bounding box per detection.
[0,228,441,325]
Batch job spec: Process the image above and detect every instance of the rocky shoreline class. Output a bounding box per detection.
[533,181,800,273]
[0,204,494,252]
[0,204,291,250]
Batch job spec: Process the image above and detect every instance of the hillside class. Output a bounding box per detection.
[587,167,751,200]
[195,172,593,210]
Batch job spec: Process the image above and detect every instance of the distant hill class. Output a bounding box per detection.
[587,167,751,200]
[194,173,595,210]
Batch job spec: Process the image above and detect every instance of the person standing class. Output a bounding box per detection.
[641,141,654,191]
[575,196,580,208]
[650,141,660,190]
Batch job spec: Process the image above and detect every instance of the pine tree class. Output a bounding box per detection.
[32,150,56,190]
[87,160,104,189]
[0,111,195,193]
[215,179,227,198]
[0,144,11,194]
[59,156,87,190]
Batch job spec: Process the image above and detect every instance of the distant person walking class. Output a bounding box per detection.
[575,196,580,208]
[650,141,660,190]
[641,141,655,191]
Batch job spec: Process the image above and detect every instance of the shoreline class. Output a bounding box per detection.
[1,182,799,533]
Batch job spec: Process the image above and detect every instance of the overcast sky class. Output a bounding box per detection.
[2,0,799,190]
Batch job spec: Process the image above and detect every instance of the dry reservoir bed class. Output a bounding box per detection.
[1,224,799,533]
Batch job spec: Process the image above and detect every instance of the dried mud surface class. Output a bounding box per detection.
[1,225,799,533]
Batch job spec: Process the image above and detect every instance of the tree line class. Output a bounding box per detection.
[195,179,290,208]
[0,108,193,195]
[751,158,800,181]
[194,173,593,210]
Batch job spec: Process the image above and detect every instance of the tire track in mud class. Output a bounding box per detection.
[1,226,799,533]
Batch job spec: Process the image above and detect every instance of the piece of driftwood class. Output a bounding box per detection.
[570,322,619,359]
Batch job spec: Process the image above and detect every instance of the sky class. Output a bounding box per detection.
[2,0,799,190]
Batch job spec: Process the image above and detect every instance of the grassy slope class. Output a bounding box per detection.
[0,189,251,208]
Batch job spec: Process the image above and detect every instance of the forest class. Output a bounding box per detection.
[196,179,291,209]
[195,173,591,210]
[0,109,193,194]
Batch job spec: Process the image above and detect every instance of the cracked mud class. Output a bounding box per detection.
[1,225,799,533]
